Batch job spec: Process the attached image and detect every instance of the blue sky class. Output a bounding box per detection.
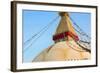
[22,10,91,62]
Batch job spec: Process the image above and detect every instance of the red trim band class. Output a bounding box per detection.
[53,31,79,41]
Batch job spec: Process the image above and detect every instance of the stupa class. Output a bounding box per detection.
[32,12,90,62]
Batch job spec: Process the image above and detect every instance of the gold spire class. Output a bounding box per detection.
[53,12,78,43]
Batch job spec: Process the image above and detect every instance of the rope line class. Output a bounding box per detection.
[69,15,91,40]
[24,16,59,45]
[66,41,86,52]
[76,41,91,53]
[68,15,91,53]
[24,16,59,52]
[65,15,90,44]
